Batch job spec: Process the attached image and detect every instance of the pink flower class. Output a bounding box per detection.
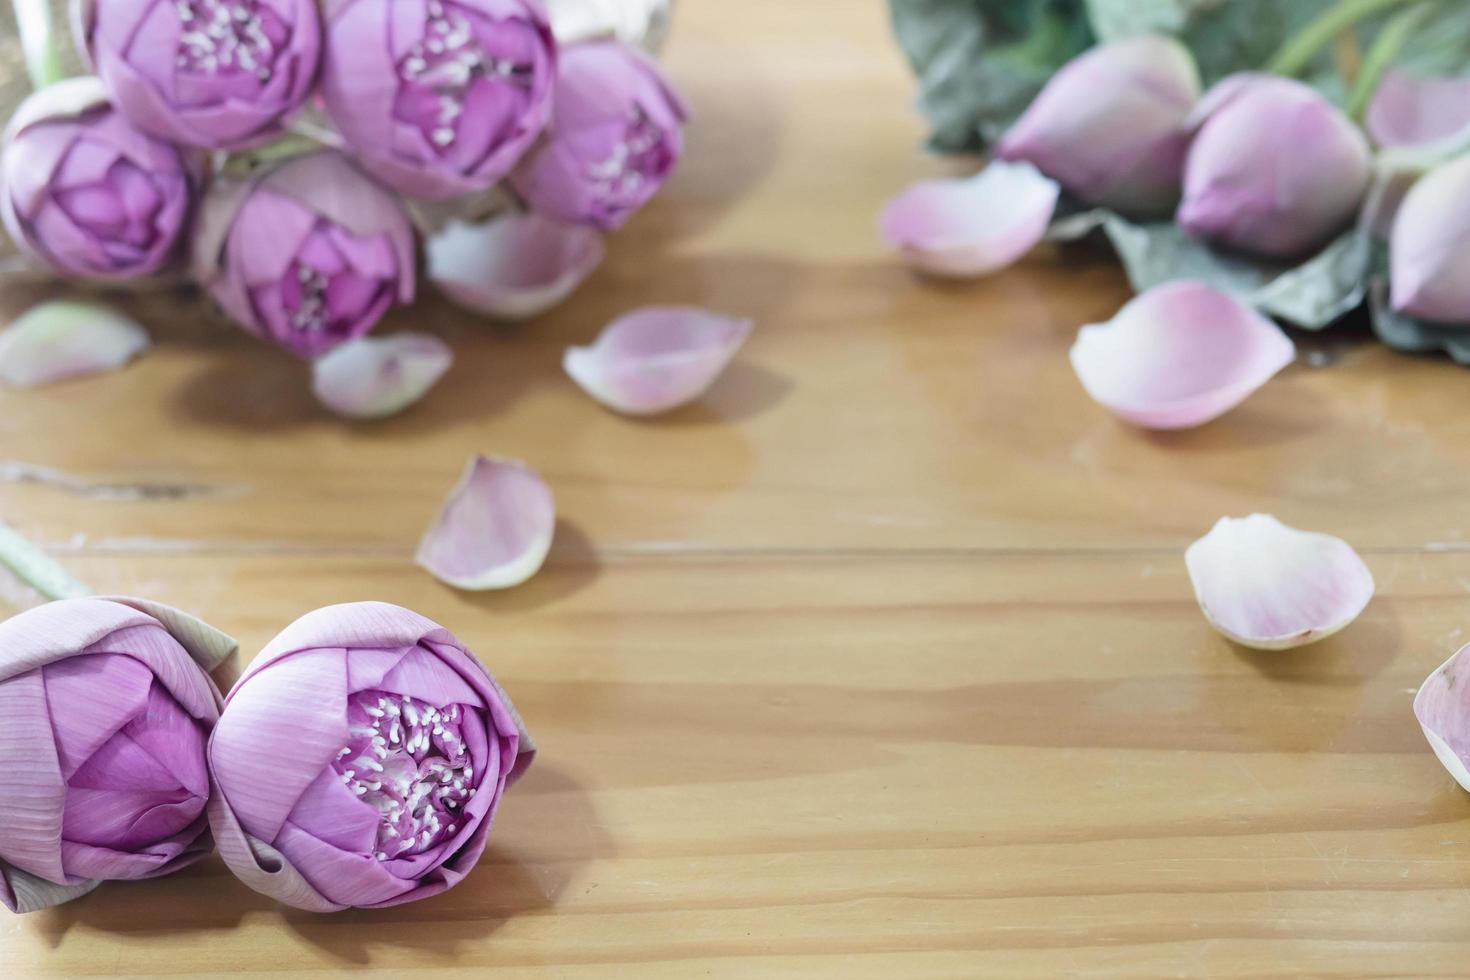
[511,40,687,230]
[0,597,233,913]
[191,151,416,358]
[1389,154,1470,324]
[318,0,558,201]
[0,77,200,281]
[74,0,323,150]
[207,602,534,911]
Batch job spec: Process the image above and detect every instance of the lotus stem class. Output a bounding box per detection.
[1268,0,1419,77]
[0,521,91,601]
[1345,0,1443,119]
[11,0,65,90]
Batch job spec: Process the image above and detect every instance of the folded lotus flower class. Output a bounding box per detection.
[0,596,235,913]
[318,0,557,201]
[565,306,752,415]
[1069,280,1295,430]
[1179,74,1372,259]
[1367,70,1470,151]
[1415,645,1470,792]
[418,455,555,590]
[75,0,322,150]
[1389,154,1470,324]
[511,40,687,230]
[0,77,199,281]
[879,160,1059,278]
[426,212,604,319]
[1185,515,1373,651]
[0,301,149,388]
[312,332,453,419]
[208,602,534,911]
[996,35,1199,216]
[192,151,416,357]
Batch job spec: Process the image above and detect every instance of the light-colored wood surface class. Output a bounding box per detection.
[5,2,1470,976]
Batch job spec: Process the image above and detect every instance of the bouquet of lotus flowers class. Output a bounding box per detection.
[0,0,696,415]
[883,0,1470,375]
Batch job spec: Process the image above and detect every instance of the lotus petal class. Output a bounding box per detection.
[1414,646,1470,792]
[311,333,453,420]
[1069,280,1295,429]
[416,456,555,591]
[1184,514,1374,651]
[426,213,605,321]
[879,160,1060,278]
[0,301,149,388]
[1367,70,1470,151]
[564,307,753,415]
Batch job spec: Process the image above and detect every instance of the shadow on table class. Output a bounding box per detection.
[437,518,603,616]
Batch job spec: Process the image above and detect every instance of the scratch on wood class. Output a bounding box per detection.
[0,461,247,501]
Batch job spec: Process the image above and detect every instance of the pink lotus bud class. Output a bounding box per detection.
[207,602,534,911]
[318,0,558,201]
[192,151,416,358]
[996,35,1199,216]
[511,40,686,230]
[1178,74,1371,259]
[0,597,234,913]
[74,0,323,150]
[1,77,200,281]
[1389,154,1470,323]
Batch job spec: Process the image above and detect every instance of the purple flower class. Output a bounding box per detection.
[1178,74,1371,259]
[74,0,323,150]
[318,0,557,201]
[207,602,533,911]
[192,151,416,358]
[511,40,687,230]
[1,77,199,281]
[997,35,1200,217]
[0,597,234,913]
[1390,154,1470,324]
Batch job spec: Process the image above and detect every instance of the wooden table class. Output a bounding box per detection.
[5,1,1470,976]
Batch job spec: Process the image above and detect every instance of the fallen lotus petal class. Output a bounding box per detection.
[1367,70,1470,151]
[1184,514,1374,651]
[564,306,753,415]
[879,161,1059,278]
[311,333,453,419]
[1415,646,1470,792]
[0,301,149,388]
[417,456,555,591]
[207,602,534,911]
[1069,280,1295,429]
[427,213,604,320]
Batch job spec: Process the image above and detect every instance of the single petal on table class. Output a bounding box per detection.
[417,456,556,591]
[1367,70,1470,150]
[427,214,605,320]
[878,160,1060,278]
[0,302,149,388]
[1415,645,1470,792]
[1069,280,1295,429]
[1184,514,1374,651]
[311,333,453,420]
[564,306,753,415]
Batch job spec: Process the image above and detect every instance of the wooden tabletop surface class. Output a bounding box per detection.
[5,1,1470,976]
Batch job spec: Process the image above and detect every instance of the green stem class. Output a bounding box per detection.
[1267,0,1419,77]
[11,0,66,90]
[1345,0,1443,119]
[0,522,91,601]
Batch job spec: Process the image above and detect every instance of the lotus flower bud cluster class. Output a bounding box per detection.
[0,597,233,913]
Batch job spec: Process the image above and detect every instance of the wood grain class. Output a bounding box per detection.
[4,1,1470,976]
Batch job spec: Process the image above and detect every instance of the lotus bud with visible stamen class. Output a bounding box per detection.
[511,39,687,230]
[318,0,558,201]
[207,602,534,911]
[192,151,416,357]
[74,0,323,150]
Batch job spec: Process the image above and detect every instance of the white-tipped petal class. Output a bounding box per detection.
[1184,514,1374,651]
[0,301,149,388]
[1069,280,1294,429]
[416,456,556,591]
[1415,647,1470,791]
[427,213,605,321]
[311,332,453,420]
[1367,70,1470,151]
[564,306,753,415]
[879,160,1059,278]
